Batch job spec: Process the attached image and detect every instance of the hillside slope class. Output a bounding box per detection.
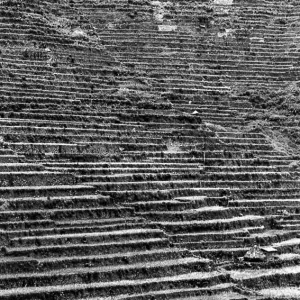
[0,0,300,299]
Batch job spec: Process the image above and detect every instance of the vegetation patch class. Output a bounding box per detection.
[238,83,300,155]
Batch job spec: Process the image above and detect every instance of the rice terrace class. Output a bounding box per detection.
[1,0,300,299]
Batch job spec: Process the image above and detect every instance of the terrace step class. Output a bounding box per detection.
[75,283,238,300]
[2,222,151,240]
[60,167,204,174]
[0,219,55,232]
[0,194,110,210]
[259,287,300,299]
[137,206,238,222]
[205,166,290,172]
[0,119,142,131]
[123,195,224,212]
[282,214,300,220]
[124,199,195,212]
[0,248,193,274]
[229,199,300,208]
[9,142,166,154]
[230,265,300,290]
[76,172,207,183]
[175,240,246,250]
[155,215,266,234]
[100,188,224,203]
[0,156,24,163]
[273,238,300,254]
[87,179,300,193]
[232,188,300,200]
[174,196,227,206]
[55,217,145,228]
[0,171,75,186]
[8,228,162,247]
[3,237,171,258]
[76,171,292,183]
[0,271,229,300]
[170,293,258,300]
[0,205,133,222]
[0,257,205,290]
[0,185,96,198]
[124,151,285,160]
[3,133,164,144]
[192,247,250,260]
[0,163,43,171]
[278,225,300,232]
[170,229,251,243]
[44,162,204,169]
